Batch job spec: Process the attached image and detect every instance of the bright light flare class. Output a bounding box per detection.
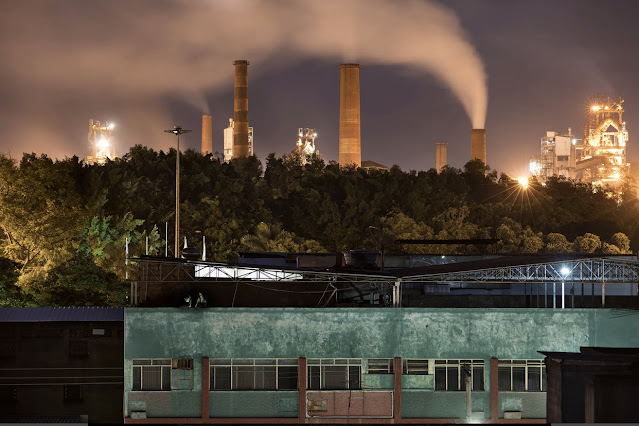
[612,172,621,180]
[97,138,109,149]
[591,105,600,111]
[517,176,529,189]
[108,123,115,129]
[560,266,570,277]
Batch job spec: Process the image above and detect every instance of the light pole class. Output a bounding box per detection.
[164,125,192,258]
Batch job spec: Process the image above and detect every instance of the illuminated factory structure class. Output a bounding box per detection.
[223,118,253,163]
[295,128,318,165]
[87,119,116,165]
[530,95,629,186]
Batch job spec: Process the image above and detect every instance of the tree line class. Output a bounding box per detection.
[0,146,636,306]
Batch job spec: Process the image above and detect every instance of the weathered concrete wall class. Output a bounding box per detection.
[499,392,546,419]
[402,391,489,419]
[209,391,297,418]
[124,308,639,419]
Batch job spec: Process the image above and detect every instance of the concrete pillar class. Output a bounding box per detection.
[202,357,209,419]
[339,64,361,168]
[393,357,402,422]
[490,358,498,421]
[201,114,212,155]
[471,128,486,165]
[436,142,447,172]
[233,60,249,158]
[298,357,307,423]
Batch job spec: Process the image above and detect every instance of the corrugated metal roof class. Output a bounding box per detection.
[0,307,124,322]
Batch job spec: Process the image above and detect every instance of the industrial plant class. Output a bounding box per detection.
[293,128,318,165]
[86,119,116,165]
[530,95,629,186]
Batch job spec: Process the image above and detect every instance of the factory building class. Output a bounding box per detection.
[223,118,253,163]
[86,119,116,165]
[575,95,629,185]
[293,128,318,165]
[530,130,577,180]
[123,307,639,423]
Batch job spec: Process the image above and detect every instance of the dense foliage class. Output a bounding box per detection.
[0,146,636,306]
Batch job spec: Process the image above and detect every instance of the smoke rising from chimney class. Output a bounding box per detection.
[0,0,487,156]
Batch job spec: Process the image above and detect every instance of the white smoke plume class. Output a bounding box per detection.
[0,0,487,157]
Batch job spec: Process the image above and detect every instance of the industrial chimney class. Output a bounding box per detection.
[338,64,361,167]
[471,129,486,165]
[201,114,212,155]
[435,143,447,172]
[233,60,250,158]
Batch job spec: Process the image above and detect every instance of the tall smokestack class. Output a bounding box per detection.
[436,143,447,172]
[233,60,249,158]
[201,114,212,155]
[339,64,361,167]
[471,129,486,165]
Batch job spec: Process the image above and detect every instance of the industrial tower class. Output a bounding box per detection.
[87,119,116,165]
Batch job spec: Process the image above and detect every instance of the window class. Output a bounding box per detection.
[210,359,298,391]
[498,360,546,392]
[132,359,171,391]
[434,360,484,391]
[172,358,194,390]
[557,155,569,162]
[368,359,393,374]
[403,359,429,375]
[307,359,361,390]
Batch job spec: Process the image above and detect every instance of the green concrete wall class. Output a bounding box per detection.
[209,391,298,418]
[124,308,639,419]
[499,392,546,419]
[362,374,394,389]
[402,391,490,419]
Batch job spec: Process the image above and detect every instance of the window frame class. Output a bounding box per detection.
[132,358,172,392]
[498,359,546,392]
[402,359,429,375]
[434,359,485,391]
[367,358,394,374]
[209,358,298,391]
[307,358,362,390]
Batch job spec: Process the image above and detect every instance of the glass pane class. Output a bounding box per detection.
[234,366,255,390]
[234,359,253,365]
[255,359,276,366]
[513,367,526,391]
[255,366,276,390]
[335,359,348,365]
[498,366,511,391]
[324,366,347,390]
[308,359,320,365]
[406,359,429,375]
[349,366,361,390]
[434,367,446,390]
[279,359,298,366]
[472,367,484,391]
[213,367,231,390]
[133,360,151,366]
[278,366,298,390]
[368,359,392,374]
[132,366,141,391]
[528,368,541,391]
[212,359,231,365]
[447,366,459,391]
[308,366,320,390]
[321,359,334,365]
[153,359,171,366]
[142,366,161,390]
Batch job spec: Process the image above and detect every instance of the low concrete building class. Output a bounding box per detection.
[123,307,639,423]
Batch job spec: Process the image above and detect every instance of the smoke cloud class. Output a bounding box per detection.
[0,0,487,158]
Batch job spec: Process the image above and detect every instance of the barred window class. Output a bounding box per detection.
[434,360,484,391]
[210,359,298,391]
[498,360,546,392]
[132,359,171,391]
[367,359,393,374]
[307,359,361,390]
[403,359,429,375]
[171,358,194,390]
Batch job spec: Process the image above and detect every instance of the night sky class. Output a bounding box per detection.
[2,0,639,176]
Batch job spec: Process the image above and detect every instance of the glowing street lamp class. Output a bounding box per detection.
[560,266,570,309]
[164,125,192,258]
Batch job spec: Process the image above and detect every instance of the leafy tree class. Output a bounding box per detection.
[545,233,571,254]
[0,257,24,307]
[572,233,602,254]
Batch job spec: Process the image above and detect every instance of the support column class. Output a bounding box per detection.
[490,358,498,421]
[393,279,402,308]
[298,357,307,424]
[202,357,210,420]
[393,357,402,423]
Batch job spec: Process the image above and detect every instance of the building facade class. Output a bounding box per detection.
[123,307,639,423]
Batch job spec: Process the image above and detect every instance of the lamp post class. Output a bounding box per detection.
[164,125,192,258]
